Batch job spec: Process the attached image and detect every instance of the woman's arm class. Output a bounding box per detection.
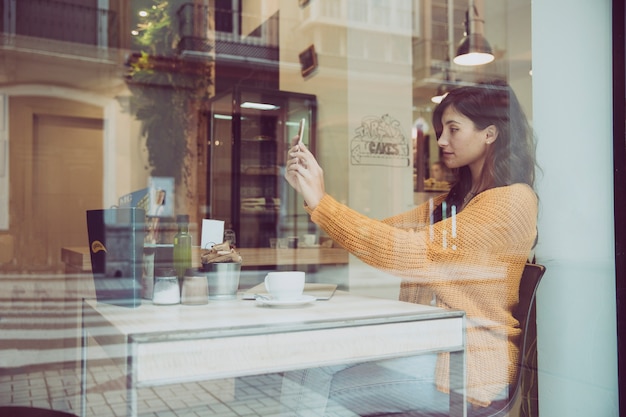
[284,140,537,282]
[381,193,447,231]
[308,184,537,282]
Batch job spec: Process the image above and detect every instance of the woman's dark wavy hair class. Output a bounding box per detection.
[431,80,537,222]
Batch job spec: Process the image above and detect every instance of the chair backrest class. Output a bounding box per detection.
[484,263,546,417]
[514,263,546,417]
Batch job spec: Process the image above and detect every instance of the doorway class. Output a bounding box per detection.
[10,97,104,271]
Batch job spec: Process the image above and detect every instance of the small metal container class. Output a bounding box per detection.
[201,262,241,300]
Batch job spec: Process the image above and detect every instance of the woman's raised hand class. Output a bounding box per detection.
[285,137,325,209]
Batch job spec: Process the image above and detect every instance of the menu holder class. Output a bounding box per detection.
[86,207,145,308]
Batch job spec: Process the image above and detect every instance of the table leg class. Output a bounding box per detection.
[80,301,87,417]
[126,337,138,417]
[448,348,467,417]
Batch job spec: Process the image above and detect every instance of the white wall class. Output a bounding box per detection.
[345,17,414,297]
[533,1,618,415]
[279,0,350,206]
[279,0,415,298]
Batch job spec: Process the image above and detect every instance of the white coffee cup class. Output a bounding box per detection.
[264,271,305,300]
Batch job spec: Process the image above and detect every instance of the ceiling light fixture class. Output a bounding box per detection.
[453,0,494,66]
[240,102,280,111]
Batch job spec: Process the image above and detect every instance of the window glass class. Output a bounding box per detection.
[0,1,617,416]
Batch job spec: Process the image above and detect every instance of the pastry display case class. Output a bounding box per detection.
[207,87,317,248]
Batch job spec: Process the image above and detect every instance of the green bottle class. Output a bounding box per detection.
[173,214,192,280]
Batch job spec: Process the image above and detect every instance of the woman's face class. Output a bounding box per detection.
[437,105,493,179]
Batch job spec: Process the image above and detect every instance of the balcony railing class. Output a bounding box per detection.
[177,3,278,62]
[0,0,118,48]
[177,2,213,58]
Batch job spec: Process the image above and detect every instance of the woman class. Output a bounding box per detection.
[283,81,538,416]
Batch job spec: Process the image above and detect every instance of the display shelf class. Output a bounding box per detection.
[207,87,317,248]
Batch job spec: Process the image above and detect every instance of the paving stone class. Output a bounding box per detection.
[3,365,364,417]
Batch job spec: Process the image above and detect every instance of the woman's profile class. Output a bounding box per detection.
[283,80,538,415]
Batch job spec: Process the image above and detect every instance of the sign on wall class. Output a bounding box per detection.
[350,113,410,168]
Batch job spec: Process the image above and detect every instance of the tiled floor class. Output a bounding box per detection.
[1,364,275,416]
[0,282,304,416]
[1,363,362,417]
[0,269,363,417]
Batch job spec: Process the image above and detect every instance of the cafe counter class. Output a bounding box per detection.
[61,246,350,274]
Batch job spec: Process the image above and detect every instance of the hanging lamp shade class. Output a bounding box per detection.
[454,33,494,66]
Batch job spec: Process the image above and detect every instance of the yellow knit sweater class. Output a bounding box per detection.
[307,183,538,407]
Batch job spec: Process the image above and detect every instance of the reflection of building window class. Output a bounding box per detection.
[215,0,235,33]
[12,0,115,48]
[299,45,318,77]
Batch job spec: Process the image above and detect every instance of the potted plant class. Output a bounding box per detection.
[125,0,212,197]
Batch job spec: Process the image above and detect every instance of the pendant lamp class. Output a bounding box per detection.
[453,1,494,66]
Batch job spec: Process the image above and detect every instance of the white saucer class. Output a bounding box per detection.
[256,294,317,307]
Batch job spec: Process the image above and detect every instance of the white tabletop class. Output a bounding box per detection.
[83,292,464,386]
[84,291,456,337]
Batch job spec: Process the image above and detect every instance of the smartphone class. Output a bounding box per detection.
[297,118,306,145]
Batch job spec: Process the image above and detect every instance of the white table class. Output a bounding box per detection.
[81,291,466,417]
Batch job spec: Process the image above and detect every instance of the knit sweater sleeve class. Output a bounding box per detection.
[309,184,538,407]
[308,184,537,283]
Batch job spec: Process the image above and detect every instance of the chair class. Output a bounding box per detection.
[510,262,546,417]
[369,263,546,417]
[477,262,546,417]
